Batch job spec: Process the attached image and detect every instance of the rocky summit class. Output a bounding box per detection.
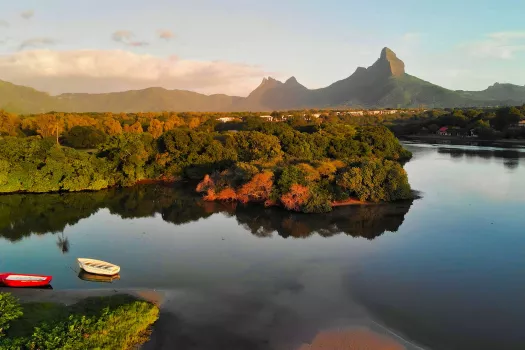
[1,48,524,113]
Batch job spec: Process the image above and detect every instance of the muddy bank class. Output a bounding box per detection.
[139,289,425,350]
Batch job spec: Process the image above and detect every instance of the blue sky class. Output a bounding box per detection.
[0,0,524,96]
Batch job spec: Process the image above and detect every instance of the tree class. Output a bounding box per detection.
[232,131,283,163]
[124,121,144,134]
[35,114,61,138]
[188,117,201,129]
[355,126,411,161]
[237,172,274,204]
[280,184,311,211]
[148,119,164,138]
[491,107,522,130]
[63,126,107,149]
[0,111,20,136]
[428,124,439,134]
[98,133,156,185]
[164,115,184,131]
[102,117,123,135]
[276,165,308,195]
[336,159,411,202]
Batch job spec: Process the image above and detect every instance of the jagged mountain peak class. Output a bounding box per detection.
[284,76,307,90]
[260,77,281,84]
[372,47,405,77]
[285,76,298,84]
[1,47,524,114]
[380,47,396,60]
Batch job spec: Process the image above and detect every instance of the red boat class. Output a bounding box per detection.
[0,273,52,288]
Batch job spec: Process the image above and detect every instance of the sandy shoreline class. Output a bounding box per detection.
[3,287,428,350]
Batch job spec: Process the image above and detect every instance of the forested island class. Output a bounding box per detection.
[0,110,413,213]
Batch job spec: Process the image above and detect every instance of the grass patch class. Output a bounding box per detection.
[6,302,69,338]
[0,293,159,350]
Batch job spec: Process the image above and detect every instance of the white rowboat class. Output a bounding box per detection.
[77,258,120,276]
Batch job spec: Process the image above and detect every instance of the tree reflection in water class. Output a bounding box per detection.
[56,232,70,254]
[437,147,523,170]
[0,184,413,243]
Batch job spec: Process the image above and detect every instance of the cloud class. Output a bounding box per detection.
[158,30,175,40]
[0,20,8,27]
[488,32,525,40]
[19,37,56,50]
[462,31,525,59]
[20,10,34,20]
[112,30,149,47]
[0,49,269,96]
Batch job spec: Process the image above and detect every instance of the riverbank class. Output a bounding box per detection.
[3,288,426,350]
[0,288,159,349]
[400,135,525,147]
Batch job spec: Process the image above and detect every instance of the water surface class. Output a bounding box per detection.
[1,143,524,350]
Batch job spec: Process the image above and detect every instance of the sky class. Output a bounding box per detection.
[0,0,524,96]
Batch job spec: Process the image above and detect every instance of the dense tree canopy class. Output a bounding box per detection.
[0,109,415,212]
[63,126,107,149]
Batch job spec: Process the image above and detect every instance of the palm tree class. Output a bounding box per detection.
[56,232,70,254]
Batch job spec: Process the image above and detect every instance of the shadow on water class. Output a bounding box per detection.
[437,147,524,169]
[0,184,413,243]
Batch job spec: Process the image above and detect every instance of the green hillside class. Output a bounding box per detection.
[0,80,58,114]
[0,47,523,113]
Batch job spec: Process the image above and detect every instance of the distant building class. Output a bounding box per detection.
[438,127,449,136]
[312,113,321,118]
[345,110,398,116]
[260,115,273,121]
[217,117,235,123]
[518,120,525,128]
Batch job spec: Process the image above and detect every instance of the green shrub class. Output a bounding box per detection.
[0,293,23,337]
[0,294,159,350]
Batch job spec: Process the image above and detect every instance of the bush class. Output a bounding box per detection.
[0,293,23,337]
[0,294,159,349]
[336,159,411,202]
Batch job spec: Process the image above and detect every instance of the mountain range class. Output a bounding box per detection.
[1,47,524,114]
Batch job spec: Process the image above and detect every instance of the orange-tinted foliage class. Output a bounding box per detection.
[237,172,274,204]
[196,174,215,193]
[215,187,237,201]
[280,184,311,212]
[124,121,143,134]
[148,119,164,138]
[203,189,216,201]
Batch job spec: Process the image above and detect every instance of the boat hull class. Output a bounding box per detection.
[0,273,52,288]
[77,258,120,276]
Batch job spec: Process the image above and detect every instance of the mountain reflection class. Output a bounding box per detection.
[0,184,413,242]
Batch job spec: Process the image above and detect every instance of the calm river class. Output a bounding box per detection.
[1,143,525,350]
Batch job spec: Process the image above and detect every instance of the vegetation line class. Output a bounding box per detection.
[0,111,414,213]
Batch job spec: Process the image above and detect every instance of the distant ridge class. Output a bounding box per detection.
[1,47,524,114]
